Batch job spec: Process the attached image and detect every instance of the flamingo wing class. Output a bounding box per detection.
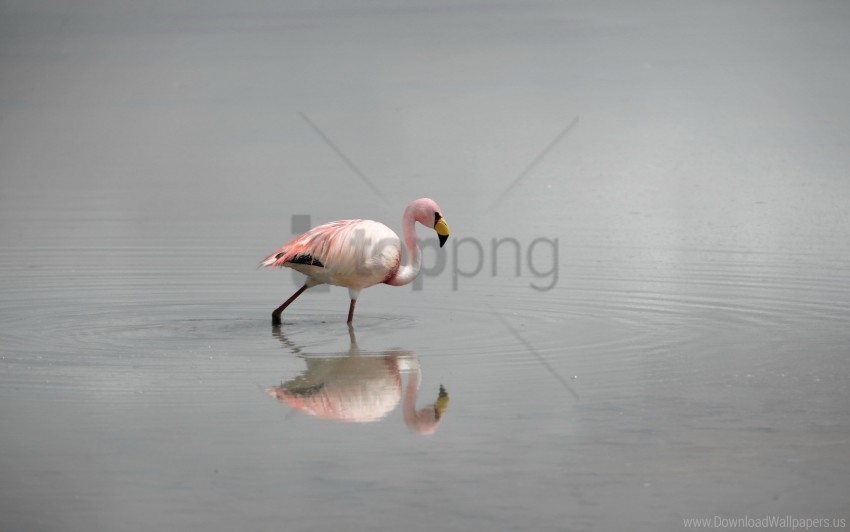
[259,220,359,269]
[260,219,401,287]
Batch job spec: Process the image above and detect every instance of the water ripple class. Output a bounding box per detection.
[2,242,849,407]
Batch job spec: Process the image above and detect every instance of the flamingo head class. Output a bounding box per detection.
[406,384,451,436]
[411,198,451,248]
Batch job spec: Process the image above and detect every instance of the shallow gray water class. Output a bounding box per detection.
[2,2,849,531]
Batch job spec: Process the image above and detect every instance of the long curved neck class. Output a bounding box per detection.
[386,206,421,286]
[402,370,441,435]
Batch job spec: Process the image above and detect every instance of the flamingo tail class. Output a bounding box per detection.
[259,249,324,269]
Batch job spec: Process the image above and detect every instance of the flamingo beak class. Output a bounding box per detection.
[434,384,450,419]
[435,218,450,248]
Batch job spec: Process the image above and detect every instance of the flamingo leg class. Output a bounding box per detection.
[347,299,357,325]
[272,284,309,325]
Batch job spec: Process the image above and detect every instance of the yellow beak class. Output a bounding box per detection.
[434,385,450,419]
[435,218,450,248]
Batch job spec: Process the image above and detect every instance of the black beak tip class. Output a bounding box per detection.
[438,234,449,248]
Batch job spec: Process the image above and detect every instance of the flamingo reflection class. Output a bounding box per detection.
[267,326,449,435]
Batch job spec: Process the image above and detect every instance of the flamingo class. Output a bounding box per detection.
[260,198,450,325]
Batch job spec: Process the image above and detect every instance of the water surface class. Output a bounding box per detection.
[2,2,849,531]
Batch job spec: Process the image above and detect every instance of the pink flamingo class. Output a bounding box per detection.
[260,198,450,324]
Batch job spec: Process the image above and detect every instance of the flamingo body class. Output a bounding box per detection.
[260,198,450,324]
[260,219,401,289]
